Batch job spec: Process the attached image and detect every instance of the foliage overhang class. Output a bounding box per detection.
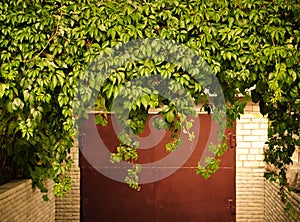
[0,0,299,207]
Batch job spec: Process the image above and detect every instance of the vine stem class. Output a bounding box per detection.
[21,9,63,63]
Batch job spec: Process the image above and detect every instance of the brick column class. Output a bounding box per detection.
[236,102,268,221]
[55,140,80,221]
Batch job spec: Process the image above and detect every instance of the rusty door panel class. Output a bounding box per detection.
[80,114,236,222]
[81,166,155,222]
[154,168,235,222]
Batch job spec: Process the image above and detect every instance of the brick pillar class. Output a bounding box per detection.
[236,102,268,221]
[55,140,80,221]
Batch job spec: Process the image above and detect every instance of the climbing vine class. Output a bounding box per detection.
[0,0,299,209]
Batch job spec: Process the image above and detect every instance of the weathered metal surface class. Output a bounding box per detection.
[80,114,236,222]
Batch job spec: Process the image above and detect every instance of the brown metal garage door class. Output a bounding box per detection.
[80,114,236,222]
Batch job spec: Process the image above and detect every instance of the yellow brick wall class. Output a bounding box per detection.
[236,101,268,221]
[0,141,80,222]
[55,140,80,221]
[0,179,55,222]
[265,180,300,222]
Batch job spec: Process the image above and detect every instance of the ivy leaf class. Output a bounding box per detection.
[0,83,8,98]
[165,111,175,123]
[228,17,234,27]
[12,98,24,110]
[56,70,65,86]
